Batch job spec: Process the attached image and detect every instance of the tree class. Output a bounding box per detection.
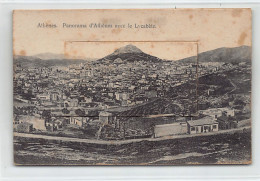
[64,90,71,97]
[22,90,35,101]
[62,108,70,114]
[42,110,51,121]
[75,109,85,116]
[234,99,246,106]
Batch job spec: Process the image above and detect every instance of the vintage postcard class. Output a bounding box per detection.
[13,9,252,165]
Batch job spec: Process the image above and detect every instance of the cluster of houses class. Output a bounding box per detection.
[13,105,250,140]
[14,59,201,111]
[153,107,240,138]
[14,107,236,137]
[94,107,241,139]
[13,59,245,139]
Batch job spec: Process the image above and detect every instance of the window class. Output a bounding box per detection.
[191,127,195,131]
[213,125,217,129]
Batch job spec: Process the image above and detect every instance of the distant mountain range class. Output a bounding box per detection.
[13,45,251,68]
[13,55,89,68]
[179,45,251,63]
[33,53,67,60]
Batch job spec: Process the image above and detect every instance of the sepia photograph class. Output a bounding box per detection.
[12,9,252,165]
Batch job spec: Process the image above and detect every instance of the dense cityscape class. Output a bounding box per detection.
[13,45,251,141]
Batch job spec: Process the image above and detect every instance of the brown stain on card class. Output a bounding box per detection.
[64,52,70,58]
[64,42,69,58]
[78,32,82,37]
[45,20,52,24]
[232,9,242,17]
[189,15,193,20]
[101,18,121,24]
[111,28,122,34]
[101,18,108,24]
[113,46,120,52]
[146,17,166,27]
[237,31,247,45]
[89,34,97,39]
[19,50,26,56]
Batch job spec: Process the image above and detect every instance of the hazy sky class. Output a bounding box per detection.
[13,9,251,60]
[65,41,197,60]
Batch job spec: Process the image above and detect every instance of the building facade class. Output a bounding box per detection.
[187,116,219,134]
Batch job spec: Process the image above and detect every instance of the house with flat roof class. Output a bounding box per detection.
[198,107,235,120]
[187,116,219,134]
[99,111,113,125]
[153,122,188,138]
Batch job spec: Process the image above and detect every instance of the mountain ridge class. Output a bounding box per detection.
[96,44,163,63]
[14,45,251,68]
[13,56,88,68]
[113,44,143,55]
[178,45,251,63]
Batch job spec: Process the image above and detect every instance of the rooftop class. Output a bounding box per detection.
[187,116,218,126]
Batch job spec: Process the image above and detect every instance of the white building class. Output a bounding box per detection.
[187,116,218,134]
[199,107,235,120]
[154,122,188,138]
